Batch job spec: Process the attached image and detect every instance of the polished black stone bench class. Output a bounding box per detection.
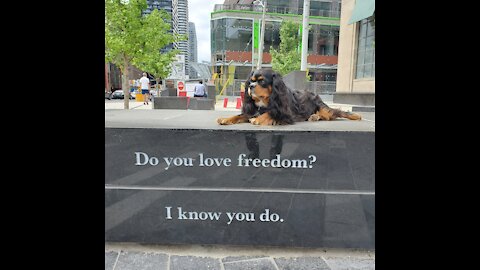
[105,110,375,249]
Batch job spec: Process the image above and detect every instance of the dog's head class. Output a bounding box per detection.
[243,68,294,123]
[245,69,276,108]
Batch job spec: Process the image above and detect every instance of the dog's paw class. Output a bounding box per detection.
[249,118,259,125]
[308,114,321,121]
[249,116,275,125]
[217,118,233,125]
[347,112,362,120]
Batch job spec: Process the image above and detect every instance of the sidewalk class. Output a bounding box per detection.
[105,96,359,112]
[105,100,154,110]
[105,243,375,270]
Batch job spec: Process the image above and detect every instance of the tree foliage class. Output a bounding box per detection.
[105,0,177,73]
[105,0,181,107]
[132,8,181,80]
[270,21,302,76]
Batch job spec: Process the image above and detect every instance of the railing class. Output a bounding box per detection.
[213,4,340,18]
[215,79,245,97]
[305,81,336,94]
[216,79,336,97]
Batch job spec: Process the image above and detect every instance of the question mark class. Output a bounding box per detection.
[308,155,317,168]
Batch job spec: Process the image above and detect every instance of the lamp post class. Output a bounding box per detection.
[254,0,267,70]
[300,0,310,71]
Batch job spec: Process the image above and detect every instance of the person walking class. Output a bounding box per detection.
[140,72,150,105]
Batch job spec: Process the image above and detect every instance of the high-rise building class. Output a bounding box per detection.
[173,0,189,77]
[143,0,174,53]
[143,0,173,15]
[188,22,198,79]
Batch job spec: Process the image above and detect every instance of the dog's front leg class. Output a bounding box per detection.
[217,114,250,125]
[249,112,276,125]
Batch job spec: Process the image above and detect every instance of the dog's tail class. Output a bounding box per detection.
[313,98,362,121]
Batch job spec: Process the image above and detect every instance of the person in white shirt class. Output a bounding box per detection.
[139,72,150,105]
[194,80,206,98]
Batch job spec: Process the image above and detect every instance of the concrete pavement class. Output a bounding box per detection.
[105,243,375,270]
[105,97,248,111]
[105,97,375,131]
[105,95,352,112]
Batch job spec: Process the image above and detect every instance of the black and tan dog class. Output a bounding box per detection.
[217,68,362,125]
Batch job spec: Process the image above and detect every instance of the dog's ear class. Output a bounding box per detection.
[271,71,284,90]
[241,71,257,116]
[268,71,294,124]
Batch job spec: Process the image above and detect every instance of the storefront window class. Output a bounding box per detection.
[355,17,375,79]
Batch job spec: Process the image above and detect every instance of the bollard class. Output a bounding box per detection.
[236,98,242,109]
[223,98,228,108]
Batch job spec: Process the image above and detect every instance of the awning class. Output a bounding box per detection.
[348,0,375,25]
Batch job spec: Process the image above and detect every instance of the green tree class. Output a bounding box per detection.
[270,21,302,76]
[134,8,183,96]
[105,0,178,109]
[135,50,177,97]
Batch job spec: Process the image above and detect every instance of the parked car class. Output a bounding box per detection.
[111,90,135,99]
[111,90,124,99]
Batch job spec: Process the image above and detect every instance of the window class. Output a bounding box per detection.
[263,21,281,53]
[308,24,339,56]
[211,18,253,54]
[355,17,375,79]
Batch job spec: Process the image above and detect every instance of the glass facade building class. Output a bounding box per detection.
[216,0,341,17]
[211,0,341,81]
[211,18,254,53]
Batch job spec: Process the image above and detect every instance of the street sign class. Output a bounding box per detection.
[178,81,185,91]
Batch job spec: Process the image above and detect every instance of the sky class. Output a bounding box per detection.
[188,0,225,63]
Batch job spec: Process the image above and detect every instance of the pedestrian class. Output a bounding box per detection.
[140,72,150,105]
[194,80,207,98]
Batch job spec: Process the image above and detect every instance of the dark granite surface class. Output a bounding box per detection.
[105,129,374,192]
[105,116,375,248]
[105,189,374,248]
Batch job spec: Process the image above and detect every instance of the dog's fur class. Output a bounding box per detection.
[217,68,362,125]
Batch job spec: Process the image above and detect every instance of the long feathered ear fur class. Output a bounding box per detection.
[241,71,257,116]
[267,71,294,124]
